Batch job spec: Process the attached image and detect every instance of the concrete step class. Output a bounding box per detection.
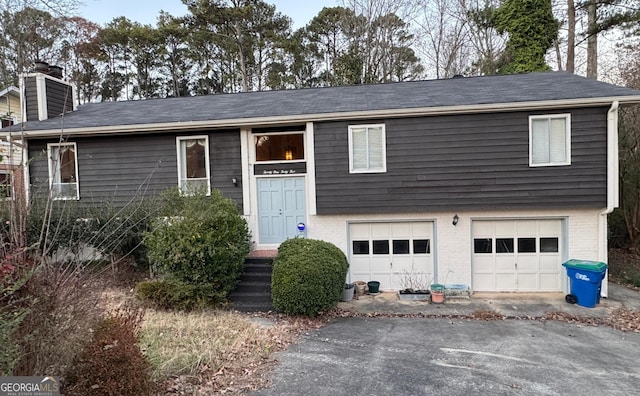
[232,301,274,312]
[234,281,271,293]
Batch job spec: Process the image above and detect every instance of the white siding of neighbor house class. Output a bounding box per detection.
[303,208,605,295]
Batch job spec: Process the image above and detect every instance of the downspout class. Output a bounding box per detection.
[599,101,619,297]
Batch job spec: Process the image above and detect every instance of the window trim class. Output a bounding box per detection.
[47,142,79,200]
[0,170,13,200]
[348,124,387,173]
[529,114,571,167]
[176,135,211,196]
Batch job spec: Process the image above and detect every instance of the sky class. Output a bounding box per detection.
[78,0,335,29]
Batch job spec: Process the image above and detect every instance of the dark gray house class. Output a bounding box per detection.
[4,70,640,295]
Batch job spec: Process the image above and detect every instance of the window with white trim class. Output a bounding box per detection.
[48,142,79,200]
[349,124,386,173]
[177,136,211,195]
[0,171,13,199]
[529,114,571,166]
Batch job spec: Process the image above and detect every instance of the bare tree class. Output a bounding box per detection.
[417,0,470,79]
[586,0,597,78]
[566,0,576,73]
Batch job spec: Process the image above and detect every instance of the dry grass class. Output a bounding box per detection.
[97,281,327,395]
[140,310,258,381]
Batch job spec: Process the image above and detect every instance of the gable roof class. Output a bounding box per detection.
[6,71,640,137]
[0,86,19,99]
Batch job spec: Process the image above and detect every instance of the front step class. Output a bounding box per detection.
[229,255,275,312]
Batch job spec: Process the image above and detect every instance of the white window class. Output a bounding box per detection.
[0,171,13,200]
[529,114,571,166]
[47,142,79,200]
[349,124,386,173]
[177,136,211,195]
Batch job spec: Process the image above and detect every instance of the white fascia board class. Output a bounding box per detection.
[19,95,640,138]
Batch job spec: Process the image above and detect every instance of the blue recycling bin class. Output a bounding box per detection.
[562,259,607,308]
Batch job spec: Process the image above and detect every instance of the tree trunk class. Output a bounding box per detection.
[586,0,597,79]
[566,0,575,73]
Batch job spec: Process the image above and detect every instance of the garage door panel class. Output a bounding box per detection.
[517,256,539,271]
[516,220,538,235]
[539,220,561,235]
[518,274,539,290]
[496,274,516,290]
[540,256,560,271]
[411,222,432,237]
[350,223,370,239]
[495,256,515,272]
[539,273,561,290]
[371,223,390,238]
[495,221,515,236]
[350,257,370,273]
[390,223,410,238]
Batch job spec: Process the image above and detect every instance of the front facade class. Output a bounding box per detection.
[5,72,640,296]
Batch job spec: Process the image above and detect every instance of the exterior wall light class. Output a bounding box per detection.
[232,177,238,187]
[452,214,459,226]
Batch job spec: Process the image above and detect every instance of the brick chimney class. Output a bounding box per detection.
[21,61,76,122]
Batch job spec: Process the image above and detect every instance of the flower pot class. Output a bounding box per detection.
[431,284,445,304]
[354,281,367,297]
[367,281,380,294]
[341,283,355,302]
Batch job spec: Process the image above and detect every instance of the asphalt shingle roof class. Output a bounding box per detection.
[8,71,640,133]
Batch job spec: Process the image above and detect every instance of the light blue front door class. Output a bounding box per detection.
[258,177,306,244]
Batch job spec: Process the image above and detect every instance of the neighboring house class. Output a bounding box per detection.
[3,70,640,296]
[0,86,20,127]
[0,86,23,202]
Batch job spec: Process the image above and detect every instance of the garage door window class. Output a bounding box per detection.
[540,237,559,253]
[518,238,536,253]
[352,240,369,255]
[496,238,514,253]
[413,239,430,254]
[373,240,389,254]
[474,238,492,253]
[393,240,410,254]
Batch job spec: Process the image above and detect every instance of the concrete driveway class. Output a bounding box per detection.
[251,317,640,395]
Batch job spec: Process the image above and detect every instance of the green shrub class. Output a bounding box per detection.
[135,279,225,311]
[271,238,349,316]
[144,189,250,299]
[25,197,156,263]
[64,308,154,396]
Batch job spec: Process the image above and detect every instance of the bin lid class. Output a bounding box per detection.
[431,284,445,291]
[562,259,607,271]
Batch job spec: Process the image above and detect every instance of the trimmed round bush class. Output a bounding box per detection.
[271,238,349,316]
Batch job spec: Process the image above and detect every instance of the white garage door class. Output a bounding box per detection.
[349,222,434,290]
[472,219,563,292]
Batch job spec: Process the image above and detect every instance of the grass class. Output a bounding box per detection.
[140,309,259,381]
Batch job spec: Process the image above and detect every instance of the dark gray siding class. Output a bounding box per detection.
[45,79,73,118]
[28,130,243,209]
[24,77,38,122]
[314,107,608,214]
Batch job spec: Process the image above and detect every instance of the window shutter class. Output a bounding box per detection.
[351,128,367,170]
[549,118,566,163]
[531,119,549,164]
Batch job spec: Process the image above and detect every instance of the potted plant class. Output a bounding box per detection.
[398,269,432,301]
[341,283,355,302]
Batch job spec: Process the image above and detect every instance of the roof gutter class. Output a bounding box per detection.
[14,95,640,138]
